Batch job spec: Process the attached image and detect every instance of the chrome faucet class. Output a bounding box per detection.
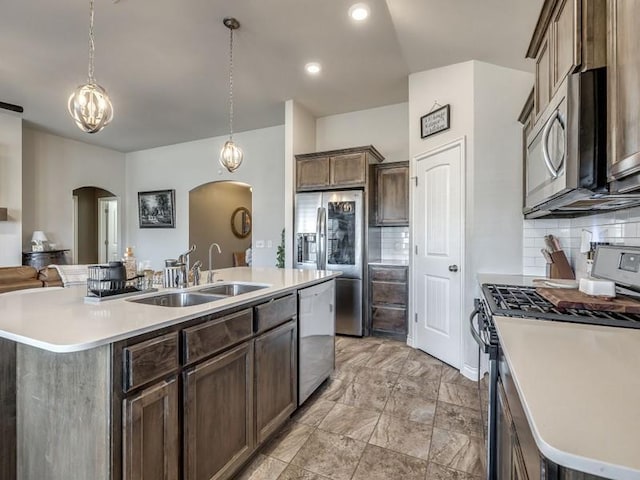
[178,244,196,288]
[191,260,203,286]
[208,242,222,283]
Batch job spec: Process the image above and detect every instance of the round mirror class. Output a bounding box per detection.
[231,207,252,238]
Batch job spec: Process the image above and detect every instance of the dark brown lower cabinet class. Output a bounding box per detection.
[122,377,179,480]
[254,320,297,444]
[369,265,408,340]
[183,341,255,480]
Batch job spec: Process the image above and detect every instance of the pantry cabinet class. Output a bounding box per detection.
[296,146,384,191]
[607,0,640,191]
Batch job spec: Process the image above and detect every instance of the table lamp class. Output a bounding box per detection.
[31,231,48,252]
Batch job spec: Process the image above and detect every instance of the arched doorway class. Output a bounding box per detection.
[189,181,252,270]
[72,186,118,264]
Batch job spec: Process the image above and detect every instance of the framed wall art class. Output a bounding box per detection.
[138,189,176,228]
[421,104,450,139]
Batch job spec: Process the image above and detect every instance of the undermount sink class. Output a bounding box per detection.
[130,292,226,308]
[196,283,269,296]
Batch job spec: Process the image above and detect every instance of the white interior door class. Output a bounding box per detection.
[413,140,464,368]
[98,197,118,263]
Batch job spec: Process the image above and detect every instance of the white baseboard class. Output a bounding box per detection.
[461,363,479,382]
[406,335,415,348]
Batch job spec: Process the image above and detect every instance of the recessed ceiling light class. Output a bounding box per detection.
[305,62,322,75]
[349,3,370,21]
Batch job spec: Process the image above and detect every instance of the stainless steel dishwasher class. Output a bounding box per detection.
[298,279,336,405]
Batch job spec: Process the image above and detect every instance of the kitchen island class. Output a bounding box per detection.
[0,267,339,480]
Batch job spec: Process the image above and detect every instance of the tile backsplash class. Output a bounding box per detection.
[369,226,410,262]
[523,207,640,277]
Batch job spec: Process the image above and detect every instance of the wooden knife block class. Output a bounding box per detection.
[549,251,575,280]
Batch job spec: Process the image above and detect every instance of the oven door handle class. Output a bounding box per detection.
[469,308,489,352]
[541,108,566,179]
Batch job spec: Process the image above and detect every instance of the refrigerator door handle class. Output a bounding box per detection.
[316,207,326,270]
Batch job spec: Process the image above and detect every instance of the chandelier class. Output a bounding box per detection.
[68,0,113,134]
[219,17,243,173]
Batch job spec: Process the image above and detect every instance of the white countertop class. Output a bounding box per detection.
[477,273,539,287]
[0,267,339,354]
[494,316,640,479]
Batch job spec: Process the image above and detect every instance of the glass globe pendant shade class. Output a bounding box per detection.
[219,139,244,173]
[67,83,114,134]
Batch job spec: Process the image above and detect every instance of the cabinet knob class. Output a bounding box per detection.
[448,265,459,272]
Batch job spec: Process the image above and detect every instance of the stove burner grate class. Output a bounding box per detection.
[482,284,640,328]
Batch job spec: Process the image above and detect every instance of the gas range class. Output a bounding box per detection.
[481,283,640,329]
[473,245,640,480]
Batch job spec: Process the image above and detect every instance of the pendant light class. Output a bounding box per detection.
[68,0,113,134]
[219,17,243,173]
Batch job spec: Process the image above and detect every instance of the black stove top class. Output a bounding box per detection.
[482,284,640,329]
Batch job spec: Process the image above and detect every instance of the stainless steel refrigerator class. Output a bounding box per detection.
[295,190,364,336]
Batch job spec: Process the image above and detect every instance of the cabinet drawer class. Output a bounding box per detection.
[254,294,297,333]
[371,306,407,333]
[371,281,407,306]
[124,332,179,392]
[183,309,253,365]
[369,266,407,282]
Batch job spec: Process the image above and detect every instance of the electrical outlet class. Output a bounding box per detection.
[255,240,265,248]
[267,240,273,248]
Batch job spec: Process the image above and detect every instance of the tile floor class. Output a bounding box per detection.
[236,336,487,480]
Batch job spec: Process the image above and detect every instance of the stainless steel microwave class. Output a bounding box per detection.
[522,68,640,217]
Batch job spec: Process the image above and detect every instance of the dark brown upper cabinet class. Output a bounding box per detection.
[607,0,640,192]
[371,162,409,227]
[526,0,606,121]
[295,145,384,192]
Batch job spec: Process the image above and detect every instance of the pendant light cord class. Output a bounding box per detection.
[87,0,96,84]
[228,26,234,140]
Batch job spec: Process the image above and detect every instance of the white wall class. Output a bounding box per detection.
[21,127,126,259]
[408,61,474,370]
[125,125,285,270]
[0,110,23,266]
[316,103,409,163]
[409,61,532,378]
[285,100,316,267]
[472,62,531,282]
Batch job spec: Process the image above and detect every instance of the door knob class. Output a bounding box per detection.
[448,265,459,272]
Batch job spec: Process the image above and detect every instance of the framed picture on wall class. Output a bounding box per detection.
[138,189,176,228]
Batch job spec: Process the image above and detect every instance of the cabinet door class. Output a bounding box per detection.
[297,157,330,191]
[608,0,640,181]
[122,377,179,480]
[183,341,254,480]
[375,164,409,226]
[255,320,297,444]
[330,153,366,187]
[535,32,552,118]
[551,0,579,94]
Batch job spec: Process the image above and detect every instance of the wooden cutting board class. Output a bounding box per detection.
[536,287,640,313]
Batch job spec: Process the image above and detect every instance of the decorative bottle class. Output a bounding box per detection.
[123,247,137,280]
